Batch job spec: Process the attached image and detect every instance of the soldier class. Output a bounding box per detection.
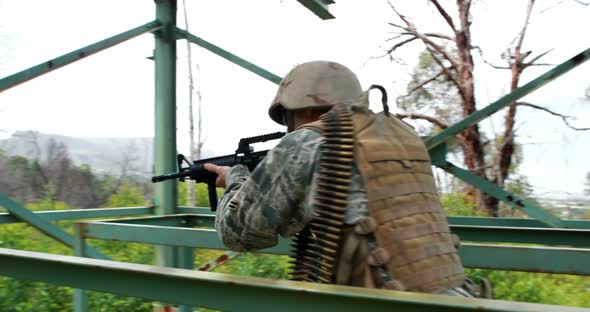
[204,61,489,298]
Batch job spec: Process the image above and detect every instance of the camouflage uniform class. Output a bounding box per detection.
[214,125,475,298]
[215,128,368,252]
[215,60,486,298]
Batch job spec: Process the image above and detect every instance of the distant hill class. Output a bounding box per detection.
[0,131,153,177]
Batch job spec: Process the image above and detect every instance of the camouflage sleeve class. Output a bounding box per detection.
[214,129,322,252]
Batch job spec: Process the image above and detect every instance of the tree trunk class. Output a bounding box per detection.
[486,0,534,216]
[456,0,489,213]
[183,0,197,206]
[489,56,522,216]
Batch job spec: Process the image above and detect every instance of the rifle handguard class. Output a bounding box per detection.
[151,132,286,211]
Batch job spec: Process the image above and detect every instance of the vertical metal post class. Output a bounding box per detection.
[73,224,88,312]
[154,1,190,311]
[177,247,194,270]
[177,247,194,312]
[154,0,180,268]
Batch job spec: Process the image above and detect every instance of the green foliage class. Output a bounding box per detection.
[178,182,225,208]
[107,184,147,207]
[0,198,154,311]
[0,200,75,255]
[440,193,486,217]
[467,269,590,307]
[27,199,73,212]
[89,239,154,265]
[178,181,189,206]
[86,292,153,312]
[7,155,32,171]
[0,278,155,312]
[0,201,76,311]
[442,193,589,307]
[397,49,463,134]
[231,254,291,279]
[0,279,74,312]
[193,248,291,279]
[94,174,119,205]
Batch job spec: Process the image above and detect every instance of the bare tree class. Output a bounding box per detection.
[485,0,547,210]
[13,131,51,202]
[100,139,144,201]
[385,0,487,211]
[182,0,204,206]
[0,152,34,203]
[385,0,584,215]
[44,139,71,206]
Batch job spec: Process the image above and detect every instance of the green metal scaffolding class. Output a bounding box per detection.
[0,0,589,311]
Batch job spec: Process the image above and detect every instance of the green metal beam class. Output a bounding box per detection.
[440,162,563,228]
[449,216,590,229]
[105,214,189,227]
[452,225,590,247]
[178,206,214,215]
[460,244,590,275]
[163,214,590,246]
[104,213,215,228]
[73,225,88,311]
[425,48,590,150]
[183,214,590,246]
[0,21,162,92]
[175,28,282,84]
[430,142,569,229]
[0,207,154,225]
[187,214,215,228]
[76,221,194,311]
[297,0,336,20]
[0,193,109,260]
[154,0,181,269]
[86,214,590,247]
[144,210,590,230]
[427,139,448,166]
[79,219,590,275]
[79,221,289,254]
[0,248,583,312]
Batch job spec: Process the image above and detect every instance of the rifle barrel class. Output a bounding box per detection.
[151,171,189,183]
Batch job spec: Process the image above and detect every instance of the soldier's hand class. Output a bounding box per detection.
[204,163,230,188]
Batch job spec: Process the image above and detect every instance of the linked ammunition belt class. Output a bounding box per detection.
[289,104,354,283]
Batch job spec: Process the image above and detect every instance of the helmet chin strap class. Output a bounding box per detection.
[283,110,296,132]
[285,109,329,133]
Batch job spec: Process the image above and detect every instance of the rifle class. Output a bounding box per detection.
[151,132,285,211]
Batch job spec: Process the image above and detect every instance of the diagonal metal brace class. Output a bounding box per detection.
[297,0,336,20]
[425,48,590,150]
[175,28,282,85]
[0,21,163,92]
[0,193,110,260]
[437,162,563,228]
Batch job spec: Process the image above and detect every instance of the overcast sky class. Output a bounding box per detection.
[0,0,589,198]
